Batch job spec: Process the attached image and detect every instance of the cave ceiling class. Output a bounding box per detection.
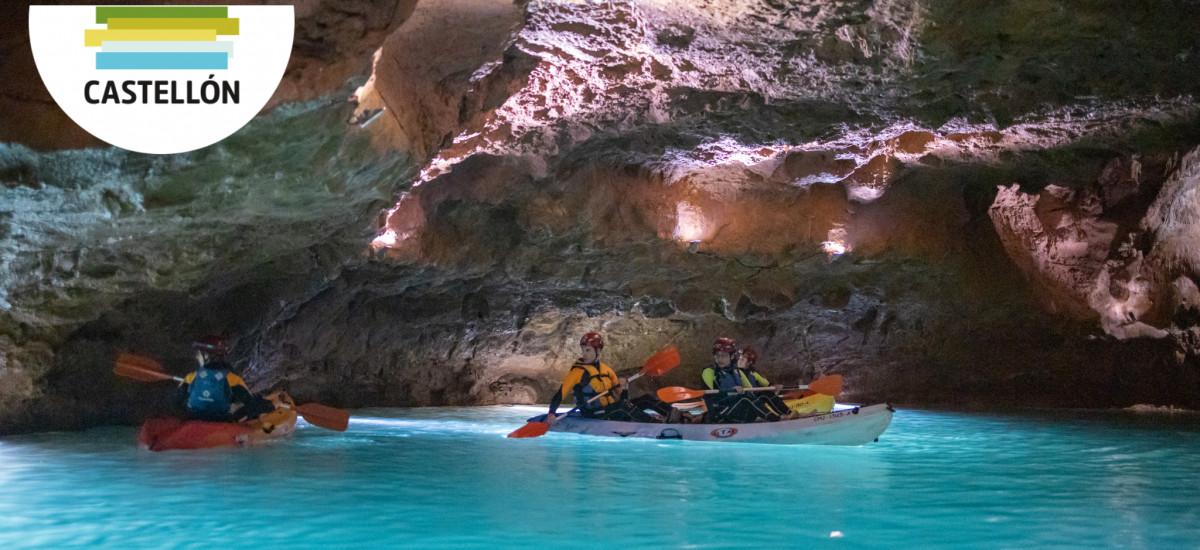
[2,0,1200,432]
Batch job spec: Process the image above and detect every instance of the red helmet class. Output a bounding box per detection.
[712,337,736,355]
[193,335,229,356]
[739,347,758,366]
[580,332,604,350]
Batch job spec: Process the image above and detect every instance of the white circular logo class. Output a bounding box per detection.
[29,5,294,154]
[710,427,738,438]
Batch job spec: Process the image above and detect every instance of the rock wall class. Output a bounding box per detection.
[991,148,1200,354]
[4,0,1200,432]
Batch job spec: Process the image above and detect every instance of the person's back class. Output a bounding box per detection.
[176,335,259,423]
[184,361,237,421]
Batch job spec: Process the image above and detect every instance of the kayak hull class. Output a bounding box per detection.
[138,406,297,452]
[533,403,893,446]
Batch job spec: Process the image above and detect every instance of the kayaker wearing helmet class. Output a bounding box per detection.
[174,335,273,423]
[735,347,798,420]
[546,332,656,425]
[701,337,779,423]
[702,337,745,393]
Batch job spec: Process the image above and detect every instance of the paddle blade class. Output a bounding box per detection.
[116,352,165,372]
[657,386,708,403]
[808,374,843,396]
[295,403,350,432]
[641,346,681,377]
[507,421,550,438]
[114,354,176,383]
[780,389,814,400]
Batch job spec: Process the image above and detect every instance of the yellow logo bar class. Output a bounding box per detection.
[84,29,218,47]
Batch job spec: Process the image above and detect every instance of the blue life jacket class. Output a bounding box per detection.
[187,365,233,415]
[710,366,743,393]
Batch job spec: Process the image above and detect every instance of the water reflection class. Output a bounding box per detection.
[0,407,1198,548]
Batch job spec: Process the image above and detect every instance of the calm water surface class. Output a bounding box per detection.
[1,406,1198,549]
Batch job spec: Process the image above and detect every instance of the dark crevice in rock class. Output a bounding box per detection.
[8,0,1200,433]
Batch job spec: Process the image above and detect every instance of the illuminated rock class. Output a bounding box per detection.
[6,0,1200,431]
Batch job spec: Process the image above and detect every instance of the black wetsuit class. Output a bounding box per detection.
[742,367,791,418]
[701,364,779,423]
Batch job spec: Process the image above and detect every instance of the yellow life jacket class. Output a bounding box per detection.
[571,361,617,410]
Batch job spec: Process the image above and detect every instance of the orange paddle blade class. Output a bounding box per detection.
[114,354,177,382]
[641,346,681,377]
[808,374,843,396]
[116,352,165,372]
[295,403,350,432]
[507,421,550,438]
[656,386,709,403]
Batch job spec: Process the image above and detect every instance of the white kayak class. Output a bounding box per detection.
[529,403,894,446]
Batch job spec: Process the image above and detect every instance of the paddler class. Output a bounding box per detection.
[735,347,799,420]
[701,337,779,423]
[546,332,657,425]
[173,335,274,423]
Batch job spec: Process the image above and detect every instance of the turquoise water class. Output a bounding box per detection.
[1,406,1199,549]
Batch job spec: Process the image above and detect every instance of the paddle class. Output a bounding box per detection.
[507,346,681,439]
[584,345,680,404]
[780,374,842,399]
[506,410,568,439]
[656,374,843,403]
[114,353,350,432]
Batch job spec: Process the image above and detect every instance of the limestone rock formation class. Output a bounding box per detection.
[989,149,1200,355]
[4,0,1200,432]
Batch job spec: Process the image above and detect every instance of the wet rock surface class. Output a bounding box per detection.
[4,0,1200,432]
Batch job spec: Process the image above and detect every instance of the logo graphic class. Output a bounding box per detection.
[710,427,738,438]
[86,6,238,70]
[30,5,293,154]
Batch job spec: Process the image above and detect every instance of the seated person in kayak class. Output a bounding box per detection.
[702,337,779,423]
[735,347,798,421]
[173,335,275,423]
[546,332,657,424]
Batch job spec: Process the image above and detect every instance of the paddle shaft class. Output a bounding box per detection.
[133,369,297,408]
[686,379,827,396]
[684,385,779,396]
[510,347,679,438]
[116,369,347,400]
[751,385,821,393]
[115,357,349,431]
[659,375,838,403]
[584,344,681,404]
[584,371,644,404]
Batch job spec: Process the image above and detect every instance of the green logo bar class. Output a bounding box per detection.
[95,6,229,24]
